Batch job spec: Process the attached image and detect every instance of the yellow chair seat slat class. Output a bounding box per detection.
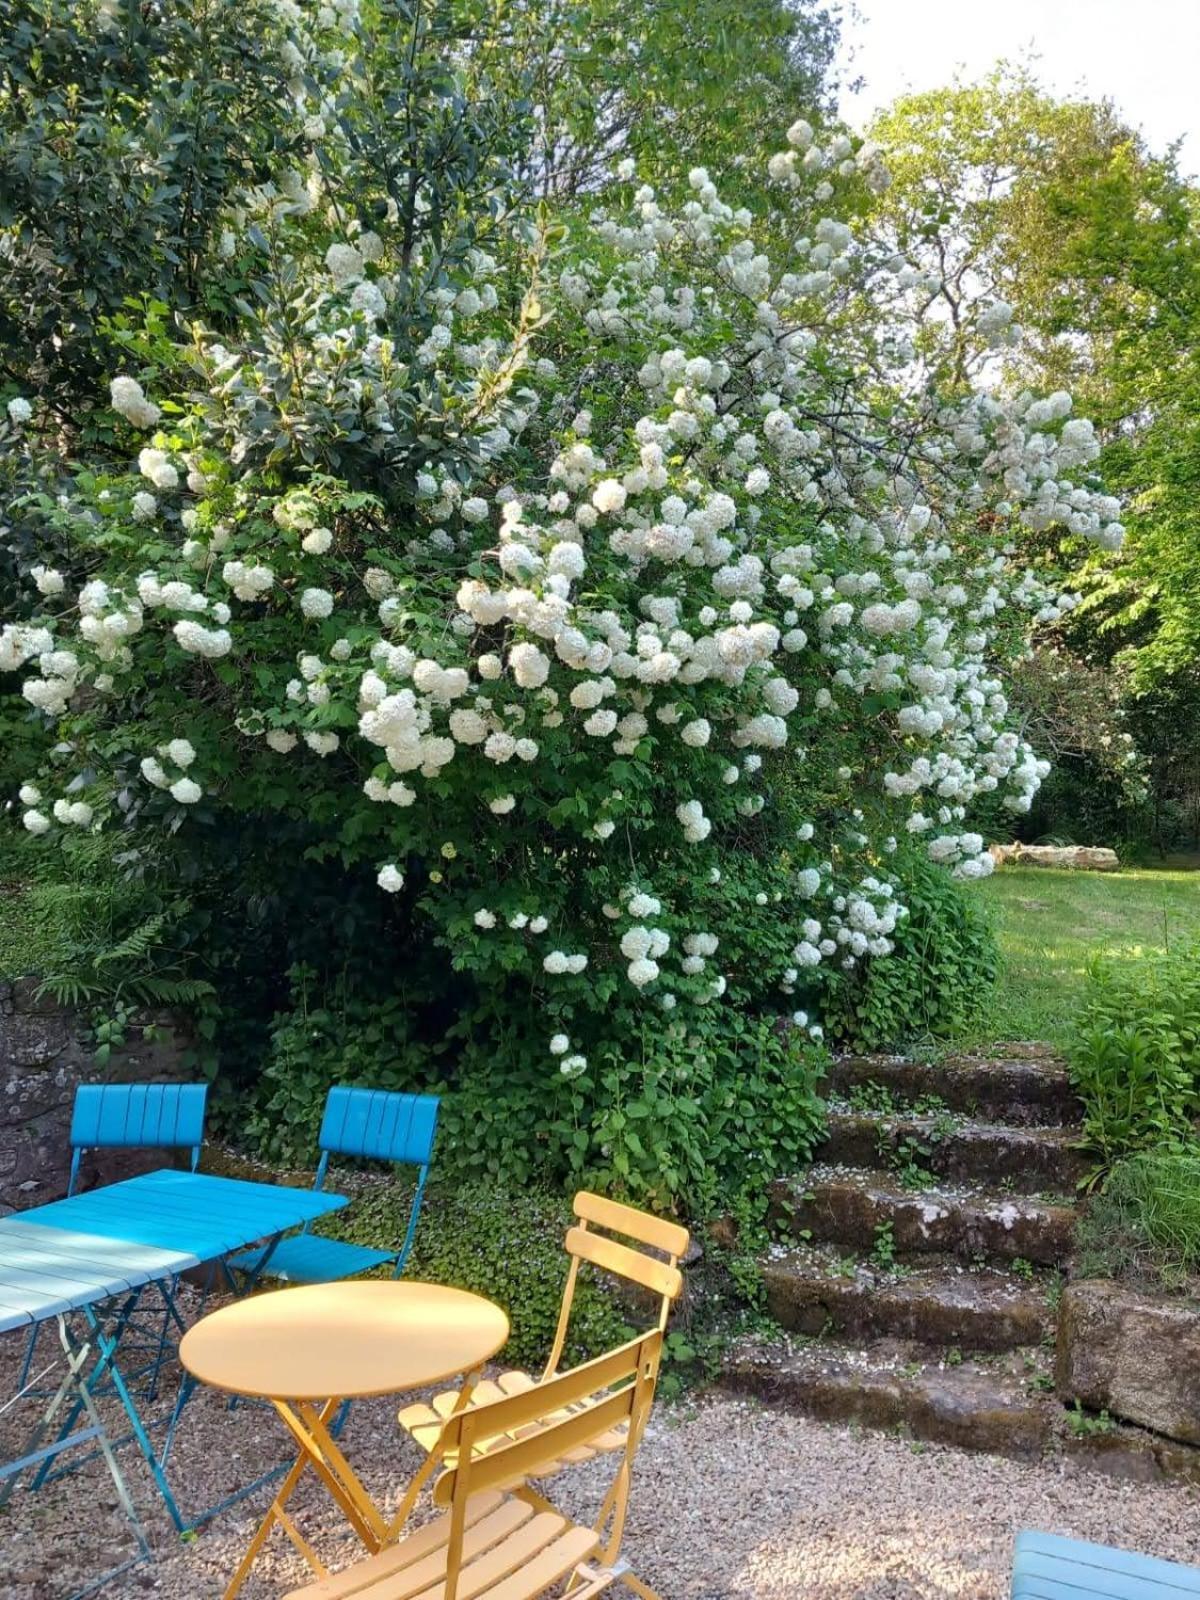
[283,1500,597,1600]
[283,1495,521,1599]
[399,1373,628,1466]
[447,1527,600,1600]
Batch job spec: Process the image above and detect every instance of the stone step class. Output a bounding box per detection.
[773,1168,1076,1266]
[821,1112,1089,1193]
[823,1050,1078,1127]
[763,1247,1056,1350]
[722,1335,1054,1459]
[721,1334,1200,1486]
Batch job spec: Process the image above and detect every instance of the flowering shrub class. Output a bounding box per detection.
[1,6,1121,1196]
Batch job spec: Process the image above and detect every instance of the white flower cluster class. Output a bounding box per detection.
[5,115,1122,1037]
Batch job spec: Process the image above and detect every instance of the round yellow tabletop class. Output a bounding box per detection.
[179,1280,510,1401]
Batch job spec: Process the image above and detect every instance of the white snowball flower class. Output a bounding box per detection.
[110,375,160,428]
[584,709,618,737]
[23,809,50,834]
[627,892,661,918]
[627,957,660,987]
[377,864,405,893]
[549,1034,570,1056]
[302,527,333,555]
[53,799,93,827]
[166,738,195,768]
[591,479,627,514]
[31,566,65,597]
[325,242,365,287]
[474,909,497,929]
[138,448,179,491]
[509,642,550,688]
[7,397,32,426]
[173,620,231,658]
[300,588,334,619]
[169,777,202,805]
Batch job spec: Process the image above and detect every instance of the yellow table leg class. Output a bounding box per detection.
[289,1400,389,1549]
[222,1396,390,1600]
[384,1363,487,1544]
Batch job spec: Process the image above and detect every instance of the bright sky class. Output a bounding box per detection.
[839,0,1200,178]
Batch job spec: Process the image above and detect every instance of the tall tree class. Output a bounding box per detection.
[871,68,1200,846]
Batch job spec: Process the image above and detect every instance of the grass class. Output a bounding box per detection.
[960,863,1200,1046]
[0,828,142,981]
[1075,1150,1200,1292]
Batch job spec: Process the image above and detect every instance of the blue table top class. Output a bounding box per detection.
[0,1171,347,1334]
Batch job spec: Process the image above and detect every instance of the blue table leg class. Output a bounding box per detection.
[30,1289,143,1490]
[12,1234,301,1537]
[0,1314,152,1596]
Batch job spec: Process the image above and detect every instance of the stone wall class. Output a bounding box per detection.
[0,978,194,1213]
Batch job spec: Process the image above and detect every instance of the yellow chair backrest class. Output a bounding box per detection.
[433,1330,663,1600]
[543,1192,689,1379]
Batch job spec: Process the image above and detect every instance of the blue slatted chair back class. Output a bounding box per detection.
[68,1083,209,1195]
[304,1087,439,1278]
[316,1087,440,1172]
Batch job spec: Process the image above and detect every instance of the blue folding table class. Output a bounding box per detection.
[0,1168,348,1559]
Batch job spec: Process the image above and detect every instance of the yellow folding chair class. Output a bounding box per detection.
[397,1191,688,1469]
[283,1330,665,1600]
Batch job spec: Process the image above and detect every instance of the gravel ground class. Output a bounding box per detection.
[3,1328,1200,1600]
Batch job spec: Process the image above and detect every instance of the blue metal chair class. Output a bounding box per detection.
[20,1082,209,1402]
[67,1083,208,1195]
[228,1086,439,1285]
[1013,1530,1200,1600]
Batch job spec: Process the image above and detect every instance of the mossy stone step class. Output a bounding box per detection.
[772,1168,1076,1266]
[722,1335,1053,1459]
[824,1050,1078,1127]
[762,1248,1056,1350]
[821,1112,1089,1192]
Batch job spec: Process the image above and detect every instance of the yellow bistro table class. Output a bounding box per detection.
[179,1279,510,1597]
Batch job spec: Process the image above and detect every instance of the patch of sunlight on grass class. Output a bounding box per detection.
[958,865,1200,1047]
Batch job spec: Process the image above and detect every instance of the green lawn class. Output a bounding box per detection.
[963,863,1200,1046]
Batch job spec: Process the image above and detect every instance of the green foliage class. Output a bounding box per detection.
[1065,1401,1114,1439]
[0,5,1047,1219]
[870,1221,898,1272]
[1068,942,1200,1170]
[0,0,296,420]
[1076,1149,1200,1288]
[334,1179,629,1370]
[246,968,826,1213]
[519,0,841,197]
[820,854,998,1050]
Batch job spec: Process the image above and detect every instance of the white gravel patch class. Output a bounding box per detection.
[3,1368,1200,1599]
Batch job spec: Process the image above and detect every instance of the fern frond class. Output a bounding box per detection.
[92,913,167,970]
